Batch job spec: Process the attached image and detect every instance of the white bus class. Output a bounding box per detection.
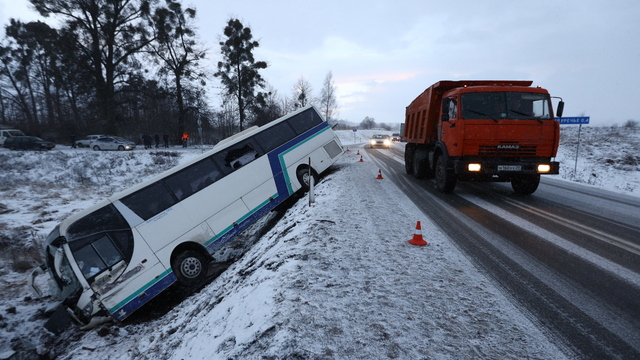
[31,105,344,329]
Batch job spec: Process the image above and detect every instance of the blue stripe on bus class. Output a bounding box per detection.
[108,121,331,320]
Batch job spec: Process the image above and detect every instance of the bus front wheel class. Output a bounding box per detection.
[173,250,208,287]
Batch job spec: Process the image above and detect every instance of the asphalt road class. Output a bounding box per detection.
[366,144,640,360]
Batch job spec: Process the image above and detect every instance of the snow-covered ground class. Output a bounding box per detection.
[0,126,638,359]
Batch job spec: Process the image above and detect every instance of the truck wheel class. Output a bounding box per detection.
[435,156,457,193]
[404,144,415,174]
[172,250,208,287]
[413,148,434,179]
[296,166,318,192]
[511,174,540,195]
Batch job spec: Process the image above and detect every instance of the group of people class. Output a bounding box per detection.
[142,133,171,149]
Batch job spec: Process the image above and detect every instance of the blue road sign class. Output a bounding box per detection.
[556,116,590,124]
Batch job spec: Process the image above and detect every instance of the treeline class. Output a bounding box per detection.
[0,0,338,146]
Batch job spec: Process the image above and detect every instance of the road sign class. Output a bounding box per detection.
[556,116,590,124]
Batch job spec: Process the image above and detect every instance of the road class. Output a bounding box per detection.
[365,143,640,359]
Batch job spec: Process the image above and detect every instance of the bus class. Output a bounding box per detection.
[30,105,344,329]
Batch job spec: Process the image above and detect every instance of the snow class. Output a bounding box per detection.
[0,125,638,359]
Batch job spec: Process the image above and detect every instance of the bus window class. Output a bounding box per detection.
[254,121,296,152]
[287,110,323,135]
[121,182,176,221]
[73,234,123,279]
[67,204,131,241]
[217,138,263,172]
[165,158,222,201]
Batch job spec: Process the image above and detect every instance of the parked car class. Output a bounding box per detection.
[0,129,26,145]
[3,136,55,150]
[369,134,391,149]
[76,135,105,148]
[391,133,401,142]
[89,136,136,151]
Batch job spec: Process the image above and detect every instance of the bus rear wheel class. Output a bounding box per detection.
[173,250,208,287]
[296,166,318,192]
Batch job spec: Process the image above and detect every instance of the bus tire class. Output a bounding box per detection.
[296,166,318,192]
[511,174,540,195]
[435,156,457,193]
[172,250,208,287]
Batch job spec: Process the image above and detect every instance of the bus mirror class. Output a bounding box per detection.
[556,101,564,118]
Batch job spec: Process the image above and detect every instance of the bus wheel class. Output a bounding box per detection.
[296,166,318,191]
[511,174,540,195]
[435,156,457,193]
[173,250,208,287]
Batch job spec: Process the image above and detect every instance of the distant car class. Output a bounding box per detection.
[90,136,136,151]
[3,136,55,150]
[391,133,401,142]
[76,135,105,148]
[0,129,26,145]
[369,134,391,149]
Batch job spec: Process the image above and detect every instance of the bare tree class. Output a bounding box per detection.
[291,76,313,110]
[319,71,337,121]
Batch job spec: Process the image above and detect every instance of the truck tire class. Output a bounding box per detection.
[412,148,434,179]
[404,144,415,174]
[435,156,457,193]
[511,174,540,195]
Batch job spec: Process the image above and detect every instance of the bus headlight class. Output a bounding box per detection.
[537,164,551,173]
[468,163,482,172]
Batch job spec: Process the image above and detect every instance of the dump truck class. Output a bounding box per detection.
[404,80,564,195]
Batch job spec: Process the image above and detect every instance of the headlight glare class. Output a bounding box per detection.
[468,163,482,172]
[538,164,551,173]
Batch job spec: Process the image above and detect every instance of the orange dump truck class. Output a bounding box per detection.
[404,80,564,195]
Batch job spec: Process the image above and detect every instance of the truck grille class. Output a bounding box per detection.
[478,145,537,156]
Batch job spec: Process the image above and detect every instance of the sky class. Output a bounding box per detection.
[0,0,639,126]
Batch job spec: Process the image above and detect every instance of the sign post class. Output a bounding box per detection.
[556,116,590,178]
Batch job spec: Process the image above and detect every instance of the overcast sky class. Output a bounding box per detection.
[1,0,639,126]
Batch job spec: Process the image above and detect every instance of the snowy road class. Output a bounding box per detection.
[366,143,640,359]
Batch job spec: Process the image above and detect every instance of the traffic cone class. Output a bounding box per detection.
[359,155,364,162]
[376,169,384,179]
[346,147,350,152]
[408,221,428,246]
[356,150,360,155]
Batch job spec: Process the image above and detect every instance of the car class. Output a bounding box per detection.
[89,136,136,151]
[0,129,26,145]
[369,134,391,149]
[391,133,401,142]
[3,136,55,150]
[76,135,105,148]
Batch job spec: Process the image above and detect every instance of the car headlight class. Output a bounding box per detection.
[383,140,391,146]
[370,140,376,145]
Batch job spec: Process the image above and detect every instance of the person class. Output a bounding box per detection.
[182,132,189,148]
[163,133,169,148]
[69,133,76,148]
[154,133,160,148]
[143,133,152,149]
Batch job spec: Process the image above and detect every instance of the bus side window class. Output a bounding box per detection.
[121,182,176,221]
[217,138,263,172]
[287,108,323,135]
[164,158,222,201]
[254,121,297,152]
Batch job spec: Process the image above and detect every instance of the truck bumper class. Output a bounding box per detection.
[454,159,559,181]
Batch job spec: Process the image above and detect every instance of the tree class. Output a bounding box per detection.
[148,0,207,140]
[319,71,337,121]
[290,76,313,110]
[214,18,267,131]
[30,0,154,134]
[359,116,376,129]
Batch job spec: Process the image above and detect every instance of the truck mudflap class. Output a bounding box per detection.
[454,159,559,180]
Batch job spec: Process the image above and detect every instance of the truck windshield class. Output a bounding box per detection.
[462,92,552,120]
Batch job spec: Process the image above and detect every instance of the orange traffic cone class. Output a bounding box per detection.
[408,221,428,246]
[376,169,384,179]
[359,155,364,162]
[346,147,350,152]
[356,150,360,155]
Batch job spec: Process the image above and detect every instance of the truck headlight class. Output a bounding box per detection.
[537,164,551,173]
[468,163,482,172]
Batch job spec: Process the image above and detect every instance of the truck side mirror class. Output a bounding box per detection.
[556,101,564,118]
[442,98,450,113]
[441,113,450,122]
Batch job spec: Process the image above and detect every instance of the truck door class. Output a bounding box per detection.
[439,96,463,156]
